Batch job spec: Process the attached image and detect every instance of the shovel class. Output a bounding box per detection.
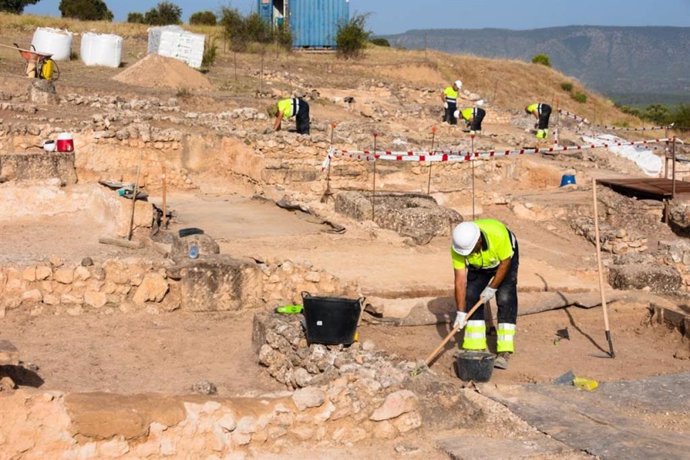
[410,296,486,376]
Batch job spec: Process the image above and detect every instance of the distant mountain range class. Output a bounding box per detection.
[384,26,690,106]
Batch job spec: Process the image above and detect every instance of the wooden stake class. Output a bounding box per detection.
[161,165,167,229]
[427,126,436,195]
[471,134,476,220]
[127,151,143,241]
[371,132,378,221]
[592,178,615,358]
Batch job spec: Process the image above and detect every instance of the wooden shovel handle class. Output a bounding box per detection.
[423,296,485,366]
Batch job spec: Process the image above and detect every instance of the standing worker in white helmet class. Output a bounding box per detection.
[440,80,462,125]
[451,219,519,369]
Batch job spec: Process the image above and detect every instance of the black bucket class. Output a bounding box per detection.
[455,351,495,382]
[302,292,363,345]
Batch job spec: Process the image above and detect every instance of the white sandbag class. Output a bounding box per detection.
[147,25,205,69]
[582,134,663,177]
[32,27,73,61]
[81,33,122,68]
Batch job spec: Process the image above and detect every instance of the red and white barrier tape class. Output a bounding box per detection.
[558,109,669,131]
[322,138,672,170]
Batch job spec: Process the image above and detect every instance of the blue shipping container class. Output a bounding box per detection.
[257,0,349,48]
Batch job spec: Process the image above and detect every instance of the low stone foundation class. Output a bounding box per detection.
[335,191,462,244]
[0,152,77,185]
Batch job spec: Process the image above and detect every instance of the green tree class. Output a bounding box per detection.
[127,12,145,23]
[643,104,670,125]
[671,104,690,129]
[0,0,40,14]
[272,23,292,50]
[244,12,271,43]
[59,0,112,21]
[220,7,247,51]
[189,10,216,25]
[531,53,551,66]
[144,1,182,25]
[336,14,371,59]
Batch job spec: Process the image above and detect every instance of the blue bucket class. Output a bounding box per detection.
[560,174,576,187]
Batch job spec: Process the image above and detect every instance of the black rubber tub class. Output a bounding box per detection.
[302,292,364,345]
[455,351,495,382]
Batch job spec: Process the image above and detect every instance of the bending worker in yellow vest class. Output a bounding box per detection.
[455,100,486,134]
[451,219,519,370]
[440,80,462,125]
[272,92,310,135]
[525,102,552,139]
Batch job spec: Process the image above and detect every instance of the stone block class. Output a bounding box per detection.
[370,390,418,421]
[54,268,74,284]
[171,256,263,312]
[608,264,682,293]
[335,191,461,244]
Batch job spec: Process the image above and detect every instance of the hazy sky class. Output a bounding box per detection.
[23,0,690,35]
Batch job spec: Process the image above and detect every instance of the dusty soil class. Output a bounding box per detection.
[113,54,212,90]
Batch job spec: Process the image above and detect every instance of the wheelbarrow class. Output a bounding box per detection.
[0,43,59,80]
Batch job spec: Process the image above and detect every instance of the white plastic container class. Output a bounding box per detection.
[32,27,73,61]
[80,33,123,68]
[147,25,205,69]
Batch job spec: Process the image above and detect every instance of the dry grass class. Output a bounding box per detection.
[0,12,638,127]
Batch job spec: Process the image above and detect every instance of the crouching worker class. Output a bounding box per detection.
[451,219,519,370]
[525,102,551,139]
[271,91,310,134]
[455,100,486,134]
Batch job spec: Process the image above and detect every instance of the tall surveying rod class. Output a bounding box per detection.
[592,178,616,358]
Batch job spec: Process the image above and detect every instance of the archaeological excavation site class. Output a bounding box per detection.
[0,13,689,460]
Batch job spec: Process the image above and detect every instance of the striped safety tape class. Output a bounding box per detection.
[322,138,672,170]
[558,109,669,131]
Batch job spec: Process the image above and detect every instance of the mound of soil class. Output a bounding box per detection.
[113,54,212,90]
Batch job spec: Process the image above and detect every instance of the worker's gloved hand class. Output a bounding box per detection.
[480,286,497,303]
[443,102,448,109]
[453,311,467,329]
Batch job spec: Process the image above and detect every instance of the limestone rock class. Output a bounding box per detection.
[84,290,107,308]
[35,266,52,280]
[21,289,43,303]
[608,264,682,293]
[292,387,326,411]
[132,273,169,304]
[370,390,418,421]
[54,268,74,284]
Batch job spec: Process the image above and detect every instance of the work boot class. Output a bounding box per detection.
[494,352,511,370]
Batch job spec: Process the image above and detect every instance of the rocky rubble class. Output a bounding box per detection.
[253,312,411,390]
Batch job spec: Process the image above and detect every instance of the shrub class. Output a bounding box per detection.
[0,0,40,14]
[127,12,145,23]
[59,0,113,21]
[560,82,573,92]
[144,1,182,25]
[220,7,292,52]
[201,36,217,69]
[531,53,551,66]
[671,104,690,129]
[189,10,216,25]
[571,91,588,103]
[336,14,370,59]
[370,37,390,47]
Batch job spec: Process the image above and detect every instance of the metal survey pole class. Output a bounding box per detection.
[554,98,560,145]
[471,134,476,220]
[427,126,436,195]
[372,132,378,221]
[664,126,670,179]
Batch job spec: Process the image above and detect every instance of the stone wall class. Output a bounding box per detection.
[0,256,357,317]
[0,152,77,185]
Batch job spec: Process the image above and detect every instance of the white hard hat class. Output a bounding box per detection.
[453,110,460,119]
[454,80,463,89]
[476,99,484,107]
[452,222,480,256]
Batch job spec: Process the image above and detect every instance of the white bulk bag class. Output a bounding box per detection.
[147,25,205,69]
[32,27,73,61]
[81,33,123,68]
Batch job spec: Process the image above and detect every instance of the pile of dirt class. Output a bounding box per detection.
[113,54,212,90]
